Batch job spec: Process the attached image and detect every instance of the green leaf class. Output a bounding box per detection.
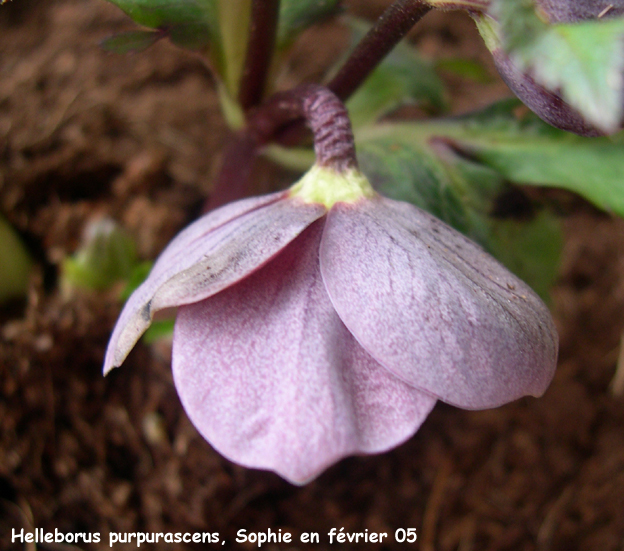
[356,108,565,299]
[0,215,32,303]
[487,210,562,302]
[359,99,624,216]
[342,18,446,129]
[102,0,252,97]
[100,30,163,54]
[105,0,219,51]
[435,57,492,83]
[487,0,624,132]
[277,0,341,48]
[103,0,252,125]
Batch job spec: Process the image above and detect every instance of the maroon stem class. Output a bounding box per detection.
[250,85,357,172]
[328,0,432,101]
[203,133,258,212]
[208,1,433,210]
[205,85,356,211]
[238,0,281,111]
[275,0,432,147]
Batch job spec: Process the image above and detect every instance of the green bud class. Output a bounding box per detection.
[0,215,33,303]
[62,218,137,291]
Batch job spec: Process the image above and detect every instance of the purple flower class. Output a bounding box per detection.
[104,164,558,485]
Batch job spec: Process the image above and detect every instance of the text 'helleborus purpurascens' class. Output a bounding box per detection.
[104,86,558,485]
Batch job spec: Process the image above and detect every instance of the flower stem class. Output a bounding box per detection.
[203,133,258,212]
[274,0,432,147]
[209,1,433,209]
[327,0,432,101]
[238,0,281,112]
[249,85,357,172]
[206,85,356,211]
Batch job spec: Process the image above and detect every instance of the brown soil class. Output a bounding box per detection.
[2,1,624,550]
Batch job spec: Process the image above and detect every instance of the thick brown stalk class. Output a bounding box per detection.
[249,84,357,172]
[238,0,281,111]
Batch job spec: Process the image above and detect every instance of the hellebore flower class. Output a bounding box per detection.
[104,86,558,484]
[104,163,558,484]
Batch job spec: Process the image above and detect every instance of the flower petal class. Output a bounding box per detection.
[103,192,325,373]
[172,221,436,485]
[320,197,558,410]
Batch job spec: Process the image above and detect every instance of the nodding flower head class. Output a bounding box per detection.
[104,86,558,484]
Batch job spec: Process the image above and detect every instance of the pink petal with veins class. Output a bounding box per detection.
[320,196,558,410]
[173,220,436,485]
[104,192,325,373]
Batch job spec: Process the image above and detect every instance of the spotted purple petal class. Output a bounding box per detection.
[173,220,436,485]
[103,192,325,373]
[320,196,558,410]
